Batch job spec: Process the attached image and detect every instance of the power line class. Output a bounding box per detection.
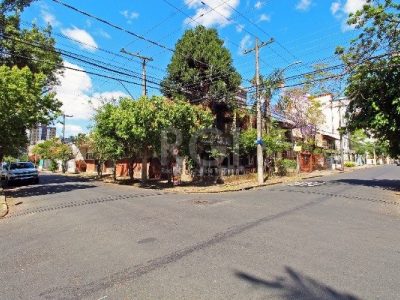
[220,0,303,68]
[244,50,396,91]
[51,0,173,52]
[47,1,290,96]
[20,20,167,75]
[4,50,150,88]
[1,34,163,86]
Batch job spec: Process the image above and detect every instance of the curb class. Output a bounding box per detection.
[301,175,323,180]
[0,188,8,218]
[181,180,284,194]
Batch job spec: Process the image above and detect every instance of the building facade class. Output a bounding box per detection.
[29,125,57,145]
[315,94,351,160]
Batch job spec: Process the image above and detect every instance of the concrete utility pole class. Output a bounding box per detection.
[61,114,73,143]
[121,48,153,96]
[244,38,274,184]
[338,98,345,171]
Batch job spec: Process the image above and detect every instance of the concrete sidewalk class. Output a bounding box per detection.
[134,164,381,193]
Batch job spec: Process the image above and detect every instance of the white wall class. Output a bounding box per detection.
[316,94,351,156]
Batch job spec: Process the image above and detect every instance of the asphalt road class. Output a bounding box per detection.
[0,166,399,300]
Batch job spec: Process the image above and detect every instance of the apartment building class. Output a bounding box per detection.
[29,125,57,145]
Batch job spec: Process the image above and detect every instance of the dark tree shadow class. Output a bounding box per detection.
[235,266,360,300]
[37,174,94,184]
[5,184,96,199]
[333,179,400,192]
[115,177,225,190]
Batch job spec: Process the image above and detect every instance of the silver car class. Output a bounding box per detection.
[1,162,39,185]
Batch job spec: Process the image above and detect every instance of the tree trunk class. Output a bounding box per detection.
[112,160,117,182]
[141,149,148,182]
[0,147,4,163]
[128,158,134,181]
[167,159,172,184]
[96,160,103,178]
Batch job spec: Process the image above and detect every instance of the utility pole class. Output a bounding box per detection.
[121,48,153,96]
[244,38,274,184]
[61,113,73,143]
[338,98,345,171]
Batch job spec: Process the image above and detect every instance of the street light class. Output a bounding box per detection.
[265,61,302,131]
[277,61,302,88]
[281,61,302,73]
[61,113,73,143]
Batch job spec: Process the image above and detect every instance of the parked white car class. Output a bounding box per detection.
[0,162,39,185]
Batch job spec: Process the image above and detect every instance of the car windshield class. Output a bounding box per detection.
[9,163,35,170]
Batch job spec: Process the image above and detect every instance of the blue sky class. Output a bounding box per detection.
[20,0,364,137]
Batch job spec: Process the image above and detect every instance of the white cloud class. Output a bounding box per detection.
[236,24,244,33]
[331,0,367,15]
[184,0,240,28]
[120,10,139,23]
[54,62,127,121]
[254,1,264,9]
[331,0,367,31]
[331,1,341,15]
[97,28,111,39]
[239,34,252,55]
[41,10,60,27]
[343,0,366,14]
[61,27,98,51]
[296,0,312,11]
[55,123,86,137]
[258,13,271,22]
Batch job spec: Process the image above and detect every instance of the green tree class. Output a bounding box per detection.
[0,3,63,161]
[0,0,35,12]
[32,138,72,173]
[0,66,62,160]
[0,14,63,87]
[91,104,125,179]
[350,129,373,156]
[336,0,400,156]
[161,26,241,108]
[91,96,214,181]
[239,122,291,157]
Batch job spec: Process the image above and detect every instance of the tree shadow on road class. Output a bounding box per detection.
[38,173,95,184]
[235,266,360,300]
[333,179,400,192]
[5,183,97,199]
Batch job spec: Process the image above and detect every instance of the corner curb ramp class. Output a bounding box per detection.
[0,188,8,218]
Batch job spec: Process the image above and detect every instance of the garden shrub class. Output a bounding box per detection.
[344,161,356,168]
[277,159,297,176]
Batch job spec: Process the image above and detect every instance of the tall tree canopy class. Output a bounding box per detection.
[0,2,63,160]
[161,26,241,108]
[0,66,62,160]
[0,0,35,13]
[0,14,63,86]
[336,0,400,156]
